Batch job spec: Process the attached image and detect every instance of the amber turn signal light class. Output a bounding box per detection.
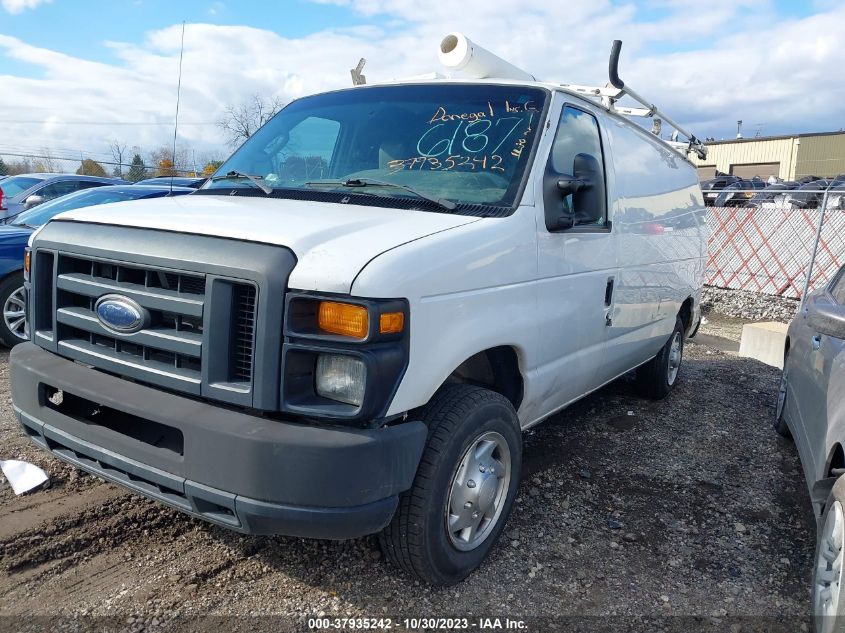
[379,312,404,334]
[24,250,31,276]
[318,301,369,338]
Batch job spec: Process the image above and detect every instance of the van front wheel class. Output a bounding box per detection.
[379,384,522,585]
[635,316,684,399]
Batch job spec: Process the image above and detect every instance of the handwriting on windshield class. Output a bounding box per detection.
[428,100,537,124]
[388,154,504,173]
[417,115,533,159]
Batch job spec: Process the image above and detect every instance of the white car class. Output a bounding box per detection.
[12,35,707,584]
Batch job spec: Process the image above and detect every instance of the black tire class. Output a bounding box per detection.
[0,272,26,348]
[379,384,522,585]
[813,476,845,632]
[773,357,792,439]
[635,316,684,399]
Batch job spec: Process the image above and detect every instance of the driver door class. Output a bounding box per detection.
[534,102,616,415]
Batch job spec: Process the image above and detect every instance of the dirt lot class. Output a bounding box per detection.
[0,336,816,630]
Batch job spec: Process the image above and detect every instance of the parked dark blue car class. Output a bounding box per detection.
[0,184,194,346]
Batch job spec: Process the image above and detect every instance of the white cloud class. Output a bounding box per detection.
[1,0,51,14]
[0,1,843,164]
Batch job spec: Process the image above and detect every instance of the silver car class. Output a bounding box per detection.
[778,268,845,631]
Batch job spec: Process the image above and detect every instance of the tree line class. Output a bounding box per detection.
[0,146,225,181]
[0,94,284,181]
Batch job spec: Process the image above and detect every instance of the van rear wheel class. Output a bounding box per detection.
[635,316,684,399]
[379,384,522,585]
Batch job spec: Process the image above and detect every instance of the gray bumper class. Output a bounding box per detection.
[11,342,427,539]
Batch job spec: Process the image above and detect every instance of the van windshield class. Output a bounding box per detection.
[203,84,547,211]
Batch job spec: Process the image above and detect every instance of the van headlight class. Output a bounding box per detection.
[281,292,409,423]
[316,353,367,406]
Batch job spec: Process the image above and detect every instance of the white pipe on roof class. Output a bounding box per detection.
[438,33,535,82]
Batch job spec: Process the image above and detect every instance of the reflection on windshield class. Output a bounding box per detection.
[204,84,547,209]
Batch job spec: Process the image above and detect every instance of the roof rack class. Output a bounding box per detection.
[560,41,708,160]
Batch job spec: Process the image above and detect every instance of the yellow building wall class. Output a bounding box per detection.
[795,135,845,178]
[691,138,797,179]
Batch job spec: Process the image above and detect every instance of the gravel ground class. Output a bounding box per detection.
[0,340,816,631]
[702,286,799,324]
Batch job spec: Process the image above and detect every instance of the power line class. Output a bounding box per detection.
[0,120,217,126]
[0,150,197,174]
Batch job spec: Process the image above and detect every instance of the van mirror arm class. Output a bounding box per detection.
[557,176,590,197]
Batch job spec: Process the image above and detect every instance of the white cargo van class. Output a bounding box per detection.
[12,35,707,584]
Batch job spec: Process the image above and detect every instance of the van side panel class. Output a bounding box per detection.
[350,207,540,422]
[602,113,707,374]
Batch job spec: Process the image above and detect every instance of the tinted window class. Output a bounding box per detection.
[0,176,41,197]
[551,106,605,176]
[549,105,606,223]
[38,180,80,201]
[78,180,110,191]
[206,84,547,208]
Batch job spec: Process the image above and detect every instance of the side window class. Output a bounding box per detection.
[548,105,607,224]
[831,268,845,305]
[37,181,79,201]
[78,181,109,191]
[271,117,341,184]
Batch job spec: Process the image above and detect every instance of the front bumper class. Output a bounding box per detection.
[11,342,427,539]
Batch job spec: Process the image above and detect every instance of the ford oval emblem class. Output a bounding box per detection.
[94,295,148,334]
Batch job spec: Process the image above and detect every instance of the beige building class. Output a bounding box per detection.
[692,131,845,181]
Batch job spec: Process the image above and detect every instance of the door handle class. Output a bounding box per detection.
[604,277,614,326]
[812,335,822,351]
[604,277,615,306]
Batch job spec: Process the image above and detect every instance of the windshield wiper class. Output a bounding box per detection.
[210,170,273,195]
[304,178,457,211]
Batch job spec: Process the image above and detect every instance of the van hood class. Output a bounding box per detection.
[53,194,481,293]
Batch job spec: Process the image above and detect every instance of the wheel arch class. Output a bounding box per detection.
[439,345,525,412]
[679,296,694,335]
[826,444,845,479]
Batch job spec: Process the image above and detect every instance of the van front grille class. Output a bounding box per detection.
[27,222,295,411]
[232,284,256,382]
[48,253,257,402]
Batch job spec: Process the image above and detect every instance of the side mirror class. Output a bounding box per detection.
[571,153,605,223]
[808,302,845,339]
[544,153,606,231]
[23,195,44,210]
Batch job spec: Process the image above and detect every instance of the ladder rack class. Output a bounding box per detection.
[561,41,708,160]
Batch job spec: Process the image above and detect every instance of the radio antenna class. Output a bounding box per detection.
[170,21,186,194]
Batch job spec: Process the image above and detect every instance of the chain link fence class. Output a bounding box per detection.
[705,195,843,299]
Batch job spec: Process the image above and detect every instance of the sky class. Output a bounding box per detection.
[0,0,843,168]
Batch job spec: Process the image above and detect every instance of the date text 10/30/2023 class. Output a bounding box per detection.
[388,100,537,174]
[308,616,528,630]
